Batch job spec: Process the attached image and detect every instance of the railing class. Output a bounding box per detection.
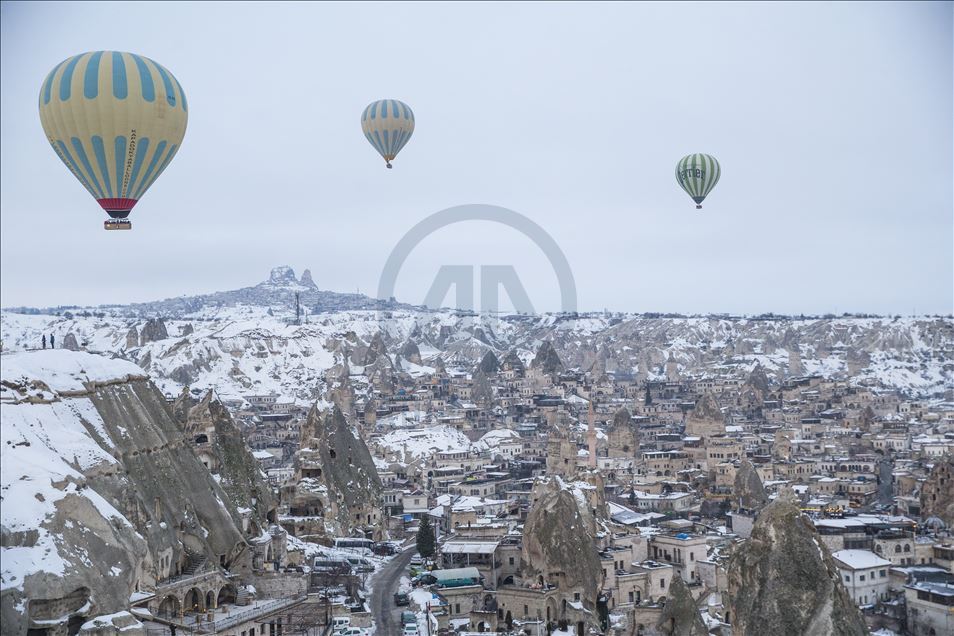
[190,595,307,633]
[156,569,221,590]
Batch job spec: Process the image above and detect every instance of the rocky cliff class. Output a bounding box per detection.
[522,477,603,614]
[732,460,768,513]
[174,391,276,528]
[657,574,709,635]
[0,351,252,636]
[726,496,868,636]
[685,392,725,440]
[287,403,383,539]
[532,340,564,375]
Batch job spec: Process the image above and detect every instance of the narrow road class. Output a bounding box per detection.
[370,546,414,635]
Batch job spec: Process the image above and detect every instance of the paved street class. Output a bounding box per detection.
[370,546,415,634]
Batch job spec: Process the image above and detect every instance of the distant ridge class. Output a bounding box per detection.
[4,266,416,318]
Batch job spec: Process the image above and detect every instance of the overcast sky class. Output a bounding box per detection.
[1,2,951,315]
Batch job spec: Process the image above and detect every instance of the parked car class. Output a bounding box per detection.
[409,554,423,566]
[402,625,419,635]
[394,592,410,606]
[401,611,417,625]
[346,556,375,573]
[334,628,369,636]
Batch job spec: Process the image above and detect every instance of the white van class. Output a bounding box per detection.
[331,616,351,630]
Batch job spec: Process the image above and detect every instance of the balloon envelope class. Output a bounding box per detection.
[676,153,720,208]
[38,51,188,221]
[361,99,414,167]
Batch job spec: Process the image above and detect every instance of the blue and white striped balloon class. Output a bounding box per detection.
[361,99,414,168]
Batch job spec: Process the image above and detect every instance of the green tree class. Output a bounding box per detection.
[644,384,653,406]
[416,515,436,559]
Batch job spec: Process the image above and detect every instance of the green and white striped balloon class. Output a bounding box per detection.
[675,153,721,209]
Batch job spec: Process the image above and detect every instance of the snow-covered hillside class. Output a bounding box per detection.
[2,267,951,401]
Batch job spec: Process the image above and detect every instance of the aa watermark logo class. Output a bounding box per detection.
[378,204,577,323]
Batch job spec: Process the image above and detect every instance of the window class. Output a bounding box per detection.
[690,553,695,561]
[524,605,528,616]
[904,544,911,553]
[859,574,865,581]
[660,578,666,589]
[574,593,580,602]
[455,603,460,614]
[845,575,850,582]
[880,570,886,578]
[629,592,635,603]
[509,557,514,565]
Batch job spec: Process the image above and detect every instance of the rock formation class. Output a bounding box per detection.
[285,403,383,540]
[125,326,139,349]
[665,353,680,382]
[532,340,564,375]
[732,460,768,513]
[739,363,769,410]
[726,498,868,636]
[478,350,500,374]
[267,265,298,286]
[657,573,709,635]
[400,339,423,365]
[501,350,525,376]
[138,318,168,346]
[62,332,81,351]
[788,346,804,376]
[606,406,638,459]
[920,455,954,526]
[0,351,253,636]
[174,390,276,526]
[299,269,317,288]
[522,477,603,617]
[685,392,725,440]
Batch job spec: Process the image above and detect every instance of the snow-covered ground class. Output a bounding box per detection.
[0,351,140,592]
[2,308,951,401]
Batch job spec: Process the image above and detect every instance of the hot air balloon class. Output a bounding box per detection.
[361,99,414,168]
[38,51,188,230]
[675,153,720,209]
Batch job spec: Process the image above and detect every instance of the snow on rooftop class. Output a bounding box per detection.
[473,428,520,451]
[832,549,891,570]
[378,426,471,461]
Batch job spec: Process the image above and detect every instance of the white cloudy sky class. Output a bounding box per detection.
[1,1,951,314]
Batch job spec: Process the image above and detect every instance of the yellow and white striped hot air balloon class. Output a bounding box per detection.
[38,51,188,230]
[361,99,414,168]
